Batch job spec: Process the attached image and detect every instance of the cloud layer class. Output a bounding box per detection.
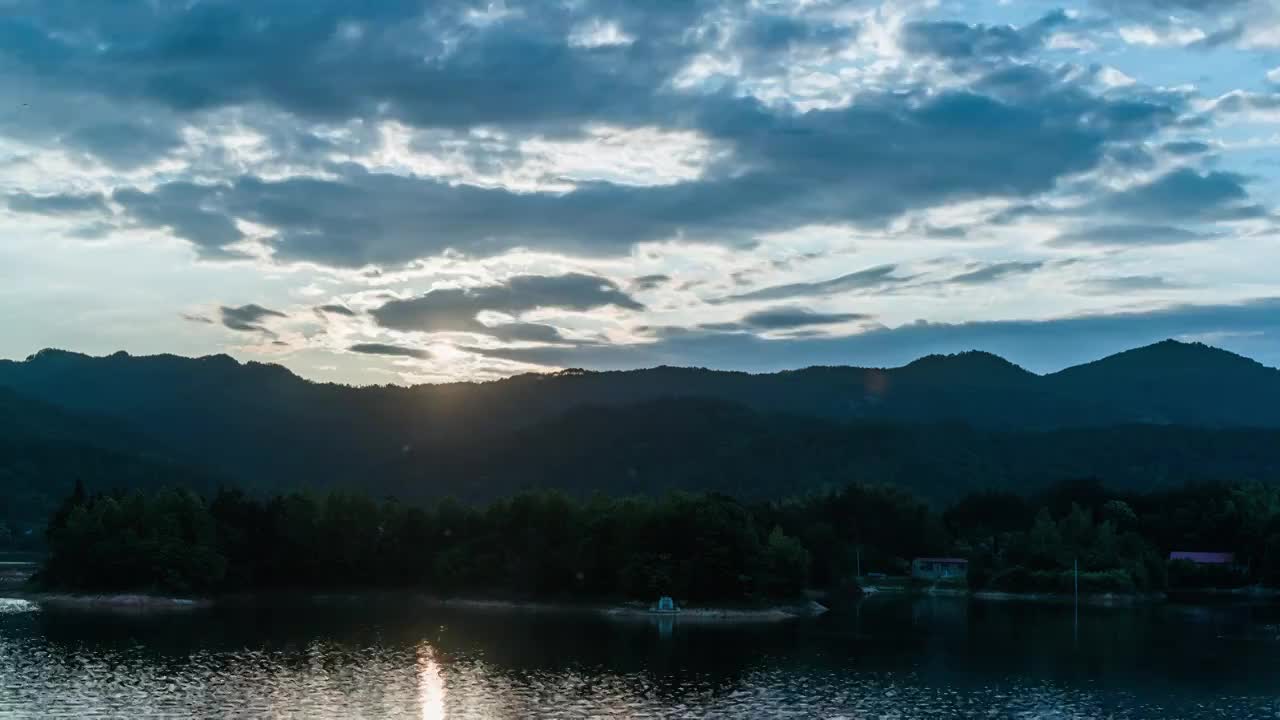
[1,0,1278,382]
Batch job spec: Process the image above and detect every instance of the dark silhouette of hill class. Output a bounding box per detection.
[0,384,133,447]
[1045,339,1280,426]
[2,340,1280,513]
[0,386,221,539]
[383,397,1280,503]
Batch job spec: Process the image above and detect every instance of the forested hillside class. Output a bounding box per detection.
[3,340,1280,542]
[0,388,220,546]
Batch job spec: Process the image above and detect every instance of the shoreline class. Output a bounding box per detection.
[970,590,1167,606]
[309,593,831,623]
[19,592,213,612]
[7,589,828,622]
[16,585,1277,615]
[1167,585,1280,599]
[860,583,1170,606]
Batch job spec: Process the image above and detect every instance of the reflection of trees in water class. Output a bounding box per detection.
[865,596,1280,696]
[19,595,1280,715]
[423,610,777,700]
[29,598,789,705]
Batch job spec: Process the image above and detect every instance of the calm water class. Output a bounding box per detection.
[2,591,1280,719]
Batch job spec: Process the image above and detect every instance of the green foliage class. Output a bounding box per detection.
[986,567,1136,594]
[768,483,948,585]
[41,488,226,594]
[762,526,811,598]
[40,477,1280,599]
[1102,500,1137,527]
[950,480,1280,593]
[40,486,816,603]
[973,501,1161,593]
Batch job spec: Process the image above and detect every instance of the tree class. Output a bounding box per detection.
[1027,508,1062,569]
[762,526,810,597]
[1101,500,1137,528]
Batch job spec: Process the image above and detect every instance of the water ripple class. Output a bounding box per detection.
[1,600,1279,719]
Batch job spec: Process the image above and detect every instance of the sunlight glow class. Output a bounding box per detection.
[417,644,446,720]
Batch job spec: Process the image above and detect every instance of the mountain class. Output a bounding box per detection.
[382,397,1280,503]
[0,387,221,540]
[1045,340,1280,426]
[1,340,1279,508]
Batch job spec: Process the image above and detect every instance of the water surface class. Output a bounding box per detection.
[2,592,1279,718]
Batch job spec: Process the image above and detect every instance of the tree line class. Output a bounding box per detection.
[39,482,814,601]
[36,479,1280,600]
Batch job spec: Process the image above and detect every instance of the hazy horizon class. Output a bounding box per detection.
[5,335,1272,388]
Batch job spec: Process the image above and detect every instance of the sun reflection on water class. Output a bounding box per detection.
[417,643,446,720]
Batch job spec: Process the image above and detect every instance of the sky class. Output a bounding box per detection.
[1,0,1279,385]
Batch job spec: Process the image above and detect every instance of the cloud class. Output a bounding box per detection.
[180,312,214,324]
[112,166,774,265]
[1191,25,1248,49]
[1269,67,1280,85]
[483,322,569,343]
[900,11,1072,61]
[348,343,431,360]
[1078,275,1189,294]
[0,1,697,134]
[468,297,1280,374]
[67,222,119,240]
[733,307,871,330]
[1093,0,1250,17]
[0,3,698,181]
[1162,140,1211,156]
[90,58,1182,267]
[1050,224,1210,247]
[2,0,1272,386]
[113,184,247,259]
[925,225,968,239]
[65,121,185,169]
[370,273,641,337]
[945,261,1043,285]
[6,192,108,215]
[316,304,357,317]
[721,264,913,302]
[219,304,287,334]
[726,260,1044,303]
[1101,169,1267,221]
[1116,23,1210,48]
[631,274,671,291]
[0,1,865,153]
[1209,91,1280,117]
[733,13,857,69]
[1101,2,1278,50]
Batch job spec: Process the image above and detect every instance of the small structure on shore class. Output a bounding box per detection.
[1169,551,1235,565]
[911,557,968,581]
[650,595,680,614]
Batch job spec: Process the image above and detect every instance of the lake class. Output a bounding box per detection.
[2,591,1280,719]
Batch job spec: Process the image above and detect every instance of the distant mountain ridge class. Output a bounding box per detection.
[6,339,1273,429]
[2,340,1280,509]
